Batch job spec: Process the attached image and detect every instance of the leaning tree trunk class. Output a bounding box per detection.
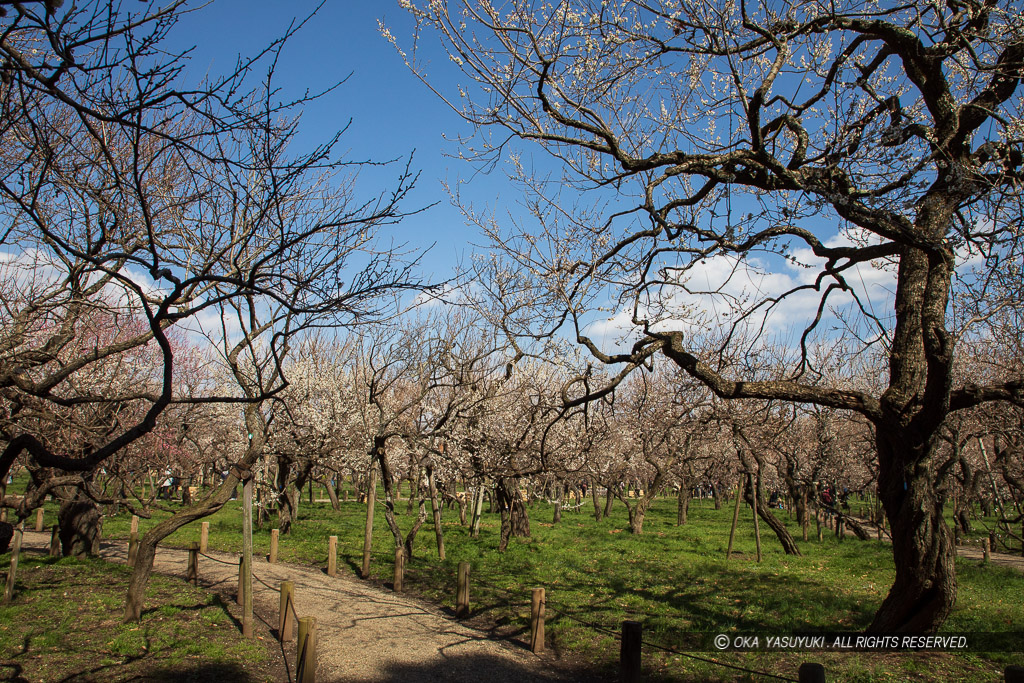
[869,426,956,633]
[324,477,341,511]
[738,447,801,556]
[125,465,250,621]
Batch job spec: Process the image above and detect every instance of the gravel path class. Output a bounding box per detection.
[17,531,592,683]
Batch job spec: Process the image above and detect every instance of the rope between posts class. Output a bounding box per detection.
[199,551,239,566]
[641,639,799,682]
[287,590,299,621]
[250,569,278,592]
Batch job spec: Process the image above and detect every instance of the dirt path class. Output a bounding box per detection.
[837,515,1024,572]
[18,531,590,683]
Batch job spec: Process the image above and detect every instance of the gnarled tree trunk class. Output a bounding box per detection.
[869,427,956,632]
[57,494,101,558]
[495,477,530,551]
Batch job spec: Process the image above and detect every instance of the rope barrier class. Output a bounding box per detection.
[251,569,279,592]
[642,639,799,682]
[199,551,240,566]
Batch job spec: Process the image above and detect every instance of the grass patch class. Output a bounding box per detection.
[10,476,1024,681]
[0,554,273,682]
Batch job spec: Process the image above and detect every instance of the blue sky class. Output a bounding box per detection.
[165,1,903,354]
[170,1,487,282]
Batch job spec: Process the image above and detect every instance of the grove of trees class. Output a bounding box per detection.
[1,0,1022,641]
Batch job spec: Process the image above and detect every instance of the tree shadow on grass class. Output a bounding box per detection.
[540,560,876,650]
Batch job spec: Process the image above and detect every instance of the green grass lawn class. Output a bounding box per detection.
[7,479,1024,681]
[0,554,275,682]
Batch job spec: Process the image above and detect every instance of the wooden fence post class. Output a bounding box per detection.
[726,475,743,559]
[620,620,642,683]
[187,542,199,585]
[456,561,470,618]
[49,527,60,557]
[530,587,545,654]
[296,616,318,683]
[393,545,405,592]
[983,537,991,563]
[3,523,24,605]
[328,536,337,577]
[279,581,295,642]
[798,662,826,683]
[35,508,43,532]
[750,473,762,562]
[200,522,210,554]
[270,529,279,564]
[242,478,253,638]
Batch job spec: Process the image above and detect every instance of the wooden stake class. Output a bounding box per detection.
[187,542,199,585]
[242,478,253,637]
[269,529,279,564]
[49,527,60,557]
[279,581,295,642]
[296,616,318,683]
[983,537,991,563]
[750,473,762,563]
[328,535,337,577]
[456,561,470,618]
[3,524,23,605]
[620,620,642,683]
[726,475,743,560]
[801,490,809,542]
[200,522,210,554]
[530,587,545,653]
[393,545,405,592]
[798,662,826,683]
[427,465,445,561]
[35,508,43,532]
